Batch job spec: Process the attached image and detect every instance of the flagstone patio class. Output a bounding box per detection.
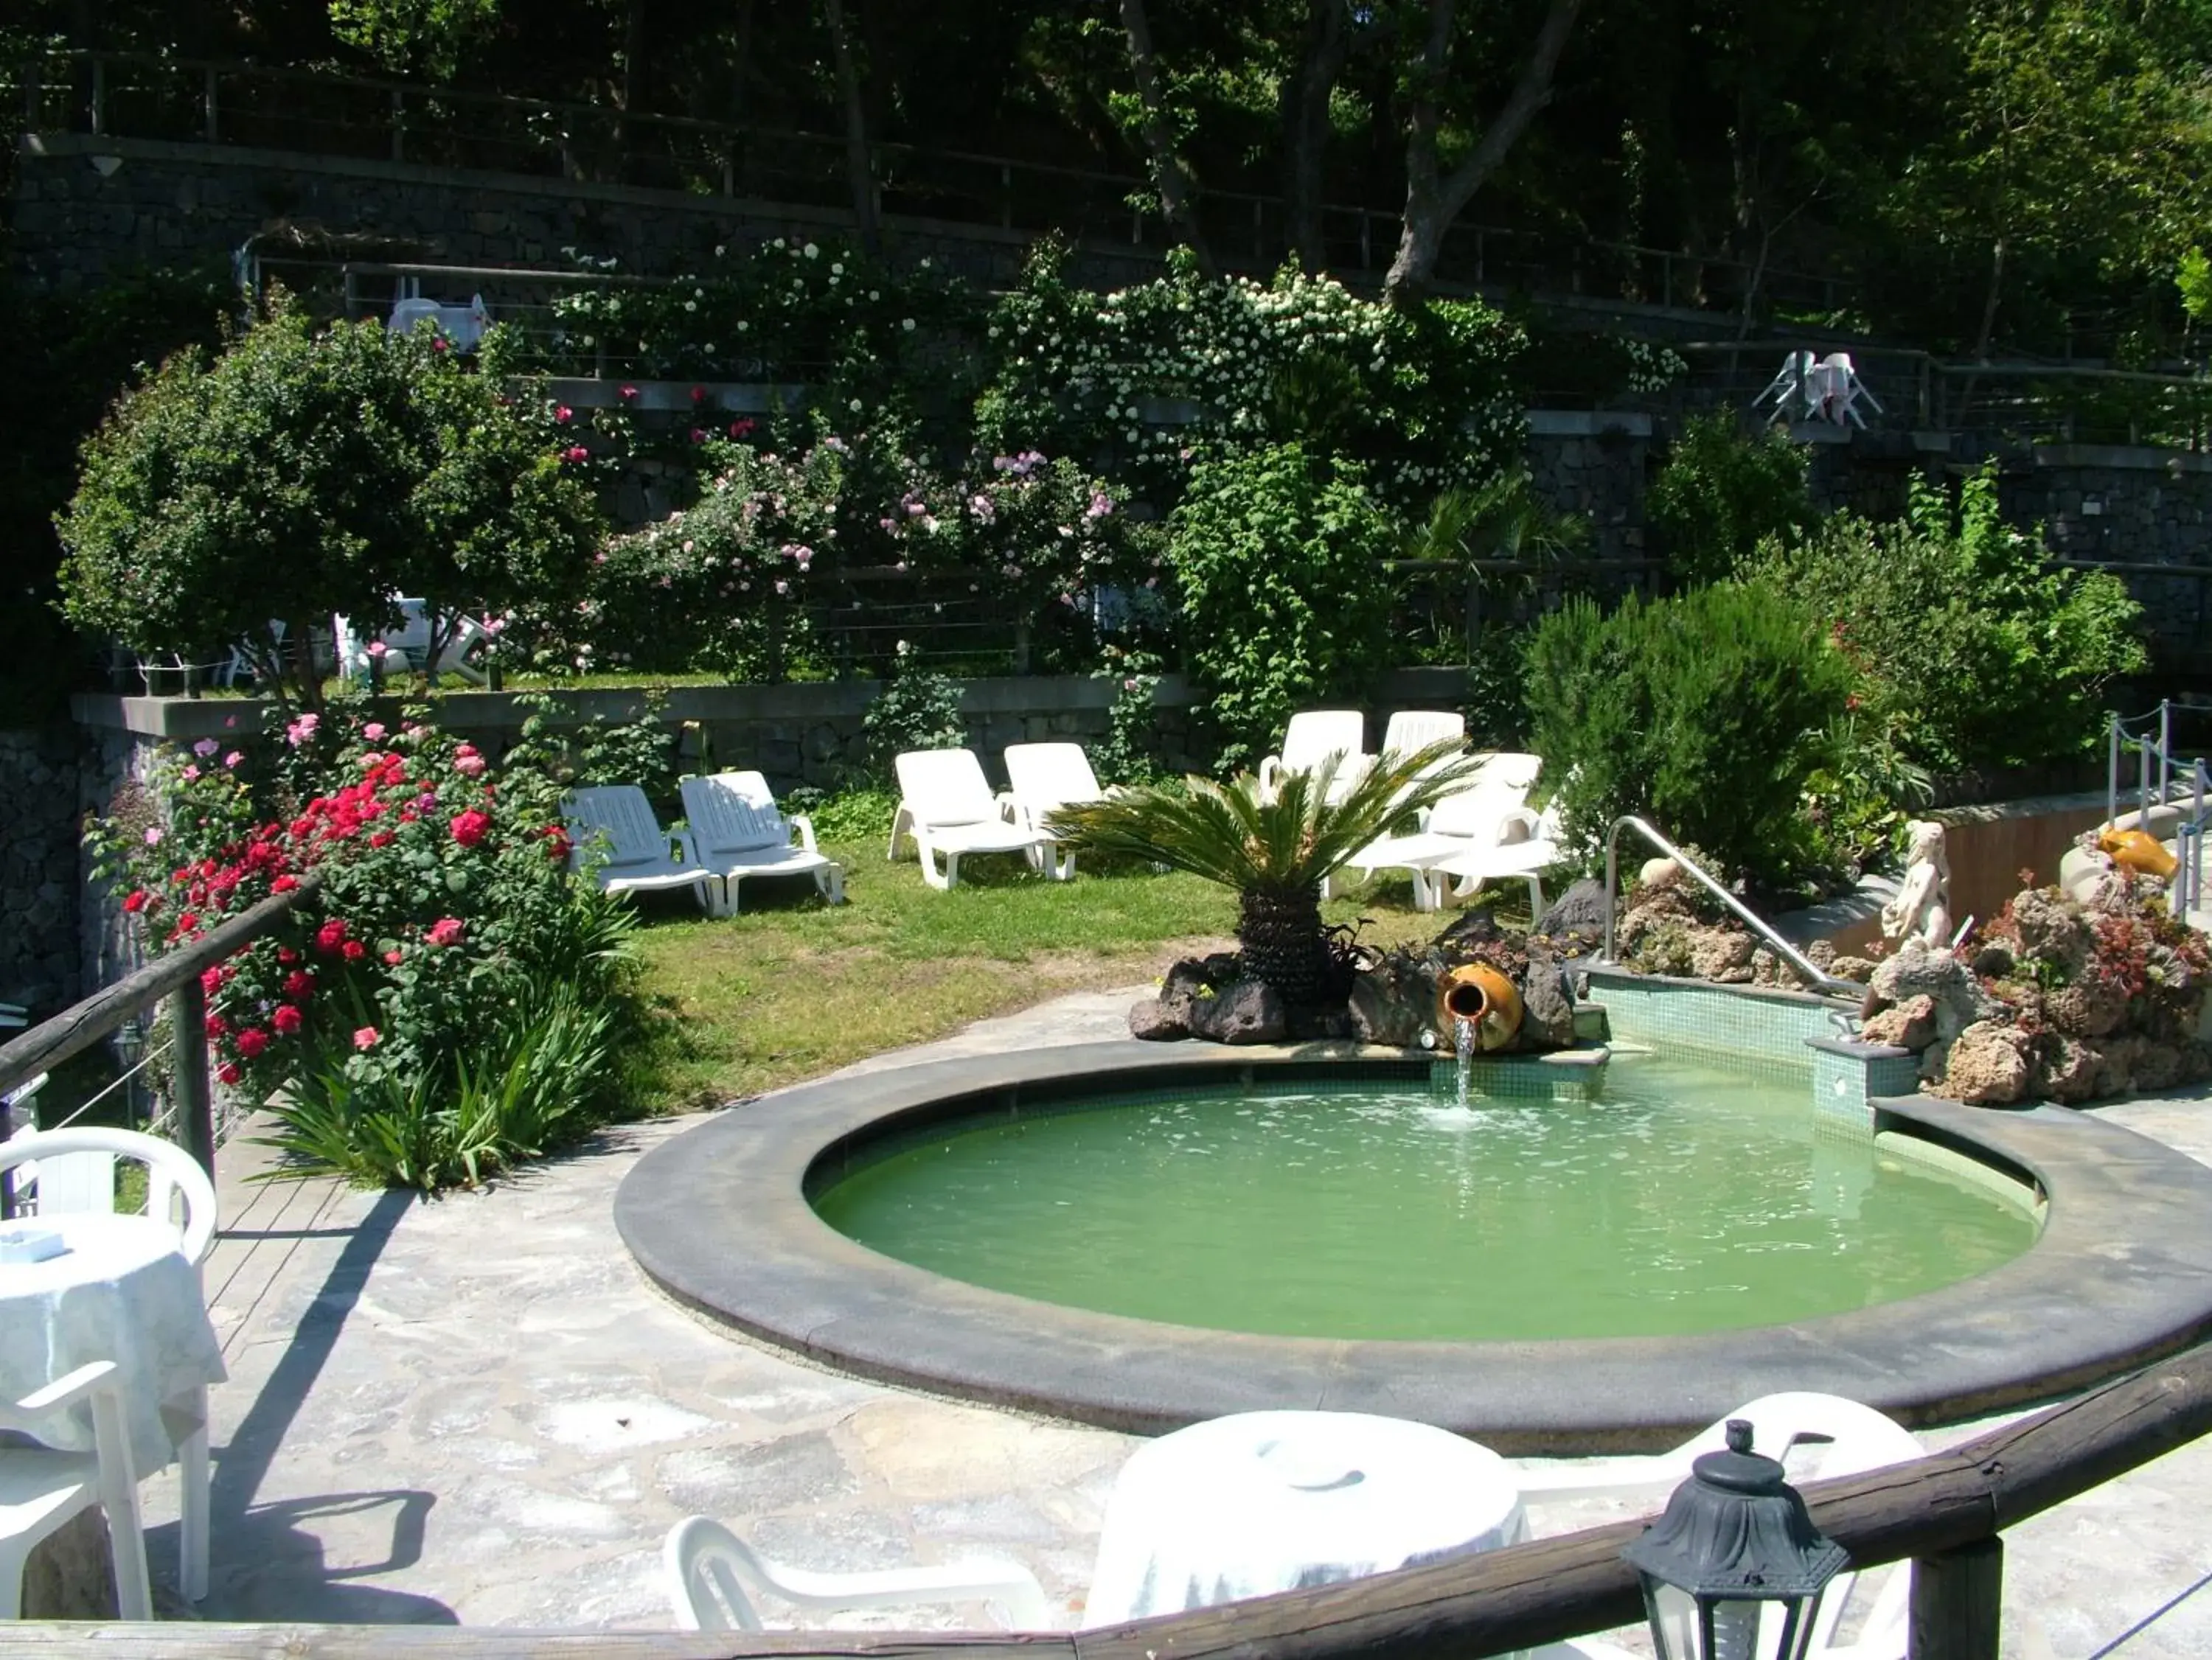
[145,987,2212,1656]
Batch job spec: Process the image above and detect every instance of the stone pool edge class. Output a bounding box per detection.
[613,1039,2212,1454]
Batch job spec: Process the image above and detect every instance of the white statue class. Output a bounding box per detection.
[1882,820,1952,949]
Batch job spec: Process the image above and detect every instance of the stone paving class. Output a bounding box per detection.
[145,987,2212,1654]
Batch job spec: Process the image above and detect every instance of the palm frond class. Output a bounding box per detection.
[1047,738,1486,893]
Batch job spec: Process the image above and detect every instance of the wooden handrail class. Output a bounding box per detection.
[0,878,318,1100]
[7,1339,2212,1656]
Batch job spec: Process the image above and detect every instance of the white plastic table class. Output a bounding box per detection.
[0,1213,226,1476]
[1082,1410,1527,1627]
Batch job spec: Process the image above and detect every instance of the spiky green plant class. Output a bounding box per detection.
[1047,738,1485,1005]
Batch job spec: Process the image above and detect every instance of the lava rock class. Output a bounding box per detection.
[1828,955,1877,984]
[1128,999,1189,1042]
[1518,953,1576,1047]
[2008,888,2093,973]
[1436,908,1505,958]
[1532,878,1609,947]
[1688,927,1756,983]
[1931,1020,2031,1106]
[2044,977,2129,1039]
[1860,994,1938,1050]
[2031,1034,2102,1103]
[1189,980,1288,1045]
[1868,938,2002,1041]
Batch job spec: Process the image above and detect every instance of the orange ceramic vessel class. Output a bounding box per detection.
[1434,963,1524,1052]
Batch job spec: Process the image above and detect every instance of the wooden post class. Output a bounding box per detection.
[169,979,216,1179]
[1909,1538,2002,1660]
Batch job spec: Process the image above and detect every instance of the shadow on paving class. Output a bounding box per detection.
[187,1185,458,1623]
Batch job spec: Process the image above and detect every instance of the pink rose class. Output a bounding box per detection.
[454,753,487,778]
[353,1026,380,1050]
[363,722,387,742]
[425,917,465,948]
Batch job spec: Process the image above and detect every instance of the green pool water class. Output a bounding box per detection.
[810,1058,2042,1342]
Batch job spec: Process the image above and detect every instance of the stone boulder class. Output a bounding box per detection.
[2008,887,2093,974]
[2031,1035,2104,1104]
[1866,938,2003,1042]
[1531,879,1609,951]
[1129,999,1189,1041]
[1860,994,1938,1051]
[1930,1020,2031,1106]
[2043,977,2129,1039]
[1688,927,1756,983]
[1188,980,1288,1045]
[1518,952,1577,1047]
[1349,950,1439,1047]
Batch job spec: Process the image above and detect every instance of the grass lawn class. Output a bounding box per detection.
[628,839,1464,1109]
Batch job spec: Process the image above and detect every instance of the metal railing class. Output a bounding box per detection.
[2106,702,2211,919]
[10,49,1843,316]
[0,882,316,1215]
[1601,815,1860,996]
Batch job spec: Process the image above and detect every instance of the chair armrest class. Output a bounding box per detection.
[674,829,703,867]
[995,790,1023,828]
[789,814,819,853]
[18,1359,120,1415]
[1257,755,1284,793]
[766,1557,1051,1628]
[1495,806,1543,846]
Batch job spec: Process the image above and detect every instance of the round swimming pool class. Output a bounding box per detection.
[615,1039,2212,1447]
[810,1060,2039,1343]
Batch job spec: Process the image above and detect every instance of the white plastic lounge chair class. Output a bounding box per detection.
[664,1516,1049,1632]
[1333,752,1545,907]
[888,750,1051,891]
[1517,1393,1923,1660]
[1380,710,1466,767]
[1000,742,1107,881]
[1,1127,218,1603]
[1258,711,1369,803]
[680,771,846,916]
[0,1361,152,1619]
[562,787,712,912]
[333,599,489,685]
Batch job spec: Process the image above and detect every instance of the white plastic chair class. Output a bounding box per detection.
[888,750,1051,891]
[0,1126,219,1603]
[664,1516,1050,1632]
[680,771,846,916]
[562,787,712,912]
[0,1361,153,1619]
[999,742,1107,881]
[1380,711,1466,767]
[1335,751,1546,907]
[332,600,487,686]
[1517,1393,1923,1660]
[1258,711,1369,803]
[388,292,490,351]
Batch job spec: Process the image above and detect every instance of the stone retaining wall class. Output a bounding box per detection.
[0,728,86,1016]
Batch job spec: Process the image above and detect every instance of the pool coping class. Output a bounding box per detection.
[613,1039,2212,1453]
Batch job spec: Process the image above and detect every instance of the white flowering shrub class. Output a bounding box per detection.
[973,241,1526,511]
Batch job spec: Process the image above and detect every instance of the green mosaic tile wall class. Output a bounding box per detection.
[1587,970,1841,1071]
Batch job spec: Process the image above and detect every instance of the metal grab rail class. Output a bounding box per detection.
[2106,701,2211,920]
[1601,815,1860,997]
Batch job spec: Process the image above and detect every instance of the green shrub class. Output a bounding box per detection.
[1646,413,1815,587]
[86,705,650,1191]
[256,987,616,1191]
[1167,444,1397,770]
[1753,464,2147,775]
[1523,580,1853,888]
[863,656,966,777]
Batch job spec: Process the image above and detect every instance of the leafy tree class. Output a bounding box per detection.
[58,304,600,708]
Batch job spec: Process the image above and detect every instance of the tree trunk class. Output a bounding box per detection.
[287,616,322,714]
[1384,0,1585,304]
[1281,0,1352,273]
[1237,885,1334,1008]
[822,0,880,251]
[1118,0,1216,275]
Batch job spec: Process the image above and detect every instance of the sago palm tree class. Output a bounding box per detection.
[1047,738,1485,1006]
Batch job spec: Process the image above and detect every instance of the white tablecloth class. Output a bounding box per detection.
[0,1213,226,1476]
[1083,1410,1527,1627]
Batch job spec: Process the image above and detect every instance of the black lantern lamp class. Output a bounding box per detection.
[1621,1420,1849,1660]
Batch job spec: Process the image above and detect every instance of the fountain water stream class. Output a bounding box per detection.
[1455,1014,1475,1106]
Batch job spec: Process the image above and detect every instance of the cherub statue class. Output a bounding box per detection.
[1881,820,1952,950]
